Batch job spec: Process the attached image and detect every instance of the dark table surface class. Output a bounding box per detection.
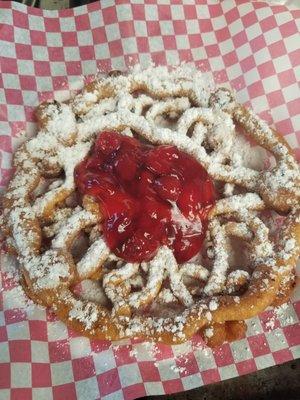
[144,359,300,400]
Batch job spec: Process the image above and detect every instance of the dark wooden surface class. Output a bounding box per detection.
[144,359,300,400]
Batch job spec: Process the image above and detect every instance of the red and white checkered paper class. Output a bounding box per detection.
[0,0,300,399]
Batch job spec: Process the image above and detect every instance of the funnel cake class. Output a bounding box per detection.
[1,65,300,346]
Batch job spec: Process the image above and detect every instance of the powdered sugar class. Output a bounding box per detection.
[170,201,203,236]
[212,193,265,216]
[52,209,97,249]
[77,238,110,279]
[2,285,34,311]
[25,250,71,290]
[204,327,214,338]
[80,280,109,306]
[41,102,77,144]
[69,300,99,330]
[8,207,38,257]
[204,220,228,296]
[208,299,219,311]
[2,64,299,342]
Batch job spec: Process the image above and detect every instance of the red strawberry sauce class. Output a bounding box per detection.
[75,131,215,263]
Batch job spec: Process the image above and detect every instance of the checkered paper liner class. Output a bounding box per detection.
[0,0,300,399]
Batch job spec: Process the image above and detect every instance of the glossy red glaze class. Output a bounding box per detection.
[75,131,215,263]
